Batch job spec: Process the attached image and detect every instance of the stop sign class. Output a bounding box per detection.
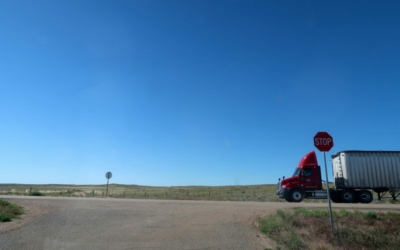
[314,132,334,152]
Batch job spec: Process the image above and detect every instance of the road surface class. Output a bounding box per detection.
[1,196,400,250]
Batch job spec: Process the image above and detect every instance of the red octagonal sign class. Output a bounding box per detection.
[314,132,334,152]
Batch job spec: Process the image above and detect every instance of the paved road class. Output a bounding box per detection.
[1,196,400,250]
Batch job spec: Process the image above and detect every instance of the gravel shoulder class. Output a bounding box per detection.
[0,197,52,234]
[1,196,399,250]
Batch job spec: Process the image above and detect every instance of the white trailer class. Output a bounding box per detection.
[331,151,400,200]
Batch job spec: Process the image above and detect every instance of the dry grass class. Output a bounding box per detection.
[2,184,395,204]
[0,184,282,202]
[259,208,400,250]
[0,198,24,222]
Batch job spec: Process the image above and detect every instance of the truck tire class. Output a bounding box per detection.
[330,190,341,203]
[340,190,355,203]
[358,190,373,203]
[290,189,304,202]
[285,197,293,202]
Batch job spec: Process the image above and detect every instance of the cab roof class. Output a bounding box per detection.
[298,151,318,167]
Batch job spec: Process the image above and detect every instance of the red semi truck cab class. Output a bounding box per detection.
[277,151,326,202]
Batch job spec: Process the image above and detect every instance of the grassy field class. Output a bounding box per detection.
[0,198,24,222]
[0,183,283,202]
[0,184,397,204]
[258,208,400,250]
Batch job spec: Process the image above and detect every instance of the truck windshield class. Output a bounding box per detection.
[292,168,301,176]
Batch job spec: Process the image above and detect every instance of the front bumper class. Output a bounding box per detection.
[277,188,290,199]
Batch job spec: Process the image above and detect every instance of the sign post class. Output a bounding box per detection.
[314,132,334,233]
[105,172,112,197]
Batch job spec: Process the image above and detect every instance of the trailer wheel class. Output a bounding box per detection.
[358,190,373,203]
[290,189,304,202]
[340,190,355,203]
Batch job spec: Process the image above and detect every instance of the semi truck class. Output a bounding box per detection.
[277,150,400,203]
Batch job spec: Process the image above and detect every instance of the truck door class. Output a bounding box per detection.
[301,167,319,189]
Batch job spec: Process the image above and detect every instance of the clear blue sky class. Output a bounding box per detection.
[1,1,399,186]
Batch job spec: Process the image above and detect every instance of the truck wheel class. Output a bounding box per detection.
[285,197,293,202]
[358,190,373,203]
[340,190,355,203]
[290,189,304,202]
[330,191,341,203]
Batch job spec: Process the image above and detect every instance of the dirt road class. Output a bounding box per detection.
[1,196,399,250]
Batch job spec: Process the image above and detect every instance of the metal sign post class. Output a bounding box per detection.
[314,132,334,233]
[323,152,334,233]
[105,172,112,197]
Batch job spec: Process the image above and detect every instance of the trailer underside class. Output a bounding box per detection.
[373,188,400,201]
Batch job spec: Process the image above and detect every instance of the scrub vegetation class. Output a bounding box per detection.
[0,184,282,201]
[30,190,46,196]
[0,198,24,222]
[0,184,396,203]
[258,208,400,250]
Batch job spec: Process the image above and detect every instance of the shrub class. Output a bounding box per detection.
[0,199,12,206]
[0,198,24,222]
[364,210,377,219]
[0,212,12,222]
[30,190,45,196]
